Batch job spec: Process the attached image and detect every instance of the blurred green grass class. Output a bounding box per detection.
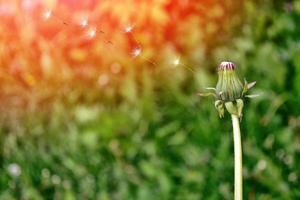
[0,0,300,199]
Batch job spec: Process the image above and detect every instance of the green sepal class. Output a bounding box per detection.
[236,99,244,118]
[197,92,216,98]
[215,100,225,118]
[225,101,238,115]
[245,94,259,98]
[224,99,244,118]
[242,79,256,95]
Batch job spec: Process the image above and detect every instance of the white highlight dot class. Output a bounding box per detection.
[124,25,133,33]
[80,18,88,28]
[87,28,96,38]
[43,10,52,20]
[173,58,180,66]
[131,47,141,58]
[7,163,21,177]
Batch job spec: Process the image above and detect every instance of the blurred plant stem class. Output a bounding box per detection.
[231,114,243,200]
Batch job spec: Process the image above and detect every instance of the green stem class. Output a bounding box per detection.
[231,114,243,200]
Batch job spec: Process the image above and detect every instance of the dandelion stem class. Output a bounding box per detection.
[231,114,243,200]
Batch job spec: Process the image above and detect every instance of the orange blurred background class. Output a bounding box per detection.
[0,0,241,116]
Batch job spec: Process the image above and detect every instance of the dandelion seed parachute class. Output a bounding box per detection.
[43,10,52,20]
[173,58,180,66]
[131,47,141,57]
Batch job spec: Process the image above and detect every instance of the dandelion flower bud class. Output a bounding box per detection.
[216,61,243,102]
[198,61,257,118]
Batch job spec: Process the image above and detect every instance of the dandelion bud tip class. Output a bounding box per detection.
[219,61,236,70]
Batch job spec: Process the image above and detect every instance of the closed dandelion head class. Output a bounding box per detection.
[198,61,257,118]
[216,61,243,102]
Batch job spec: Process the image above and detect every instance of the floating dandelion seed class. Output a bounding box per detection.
[43,10,52,20]
[170,57,194,72]
[131,47,141,58]
[87,28,96,38]
[7,163,21,177]
[80,18,88,28]
[124,25,133,33]
[173,57,180,66]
